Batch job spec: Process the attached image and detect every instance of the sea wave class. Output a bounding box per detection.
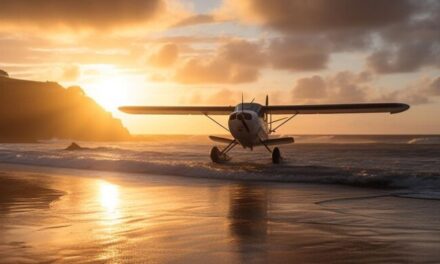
[0,144,439,190]
[407,137,440,144]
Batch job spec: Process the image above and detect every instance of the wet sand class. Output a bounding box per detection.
[0,163,439,263]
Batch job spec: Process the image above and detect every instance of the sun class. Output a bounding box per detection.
[87,75,131,112]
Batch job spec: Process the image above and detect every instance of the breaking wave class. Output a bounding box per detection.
[407,137,440,144]
[0,138,439,190]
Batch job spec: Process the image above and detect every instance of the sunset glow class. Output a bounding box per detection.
[86,70,133,111]
[1,0,439,134]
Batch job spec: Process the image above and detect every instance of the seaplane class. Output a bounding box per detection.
[119,96,409,164]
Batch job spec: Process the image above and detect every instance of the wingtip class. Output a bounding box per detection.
[391,103,410,114]
[118,106,132,113]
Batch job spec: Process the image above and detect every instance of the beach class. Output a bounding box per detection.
[1,162,439,263]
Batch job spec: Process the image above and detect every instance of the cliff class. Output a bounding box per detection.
[0,73,131,142]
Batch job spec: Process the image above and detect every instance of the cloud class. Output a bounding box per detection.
[219,39,266,66]
[174,39,264,84]
[182,88,286,106]
[428,77,440,96]
[148,43,179,68]
[366,9,440,73]
[221,0,413,33]
[292,71,440,105]
[172,14,216,28]
[221,0,440,74]
[43,64,81,82]
[268,37,329,71]
[60,64,81,82]
[382,76,440,104]
[292,71,373,103]
[293,76,327,99]
[174,58,259,84]
[0,0,187,32]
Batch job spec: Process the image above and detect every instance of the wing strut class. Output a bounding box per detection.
[270,113,298,133]
[204,114,229,132]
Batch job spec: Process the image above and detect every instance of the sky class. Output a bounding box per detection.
[1,0,439,135]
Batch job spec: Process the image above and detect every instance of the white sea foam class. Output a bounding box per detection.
[0,137,439,190]
[407,137,440,144]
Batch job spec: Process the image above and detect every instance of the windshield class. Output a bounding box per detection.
[234,103,263,115]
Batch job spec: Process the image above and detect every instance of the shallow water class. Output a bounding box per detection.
[0,164,439,263]
[0,135,439,190]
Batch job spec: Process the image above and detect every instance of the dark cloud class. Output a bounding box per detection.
[268,37,329,71]
[293,75,327,99]
[292,71,372,103]
[148,43,179,68]
[229,0,414,33]
[366,8,440,73]
[0,0,167,30]
[174,39,264,84]
[224,0,439,74]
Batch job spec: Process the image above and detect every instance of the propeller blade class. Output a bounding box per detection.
[241,119,250,133]
[237,113,250,133]
[265,94,269,122]
[241,93,244,113]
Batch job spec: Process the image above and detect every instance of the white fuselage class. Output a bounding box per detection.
[228,109,269,149]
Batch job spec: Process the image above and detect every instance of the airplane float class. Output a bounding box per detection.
[119,96,409,164]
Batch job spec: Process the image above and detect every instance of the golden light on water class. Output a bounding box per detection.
[98,181,120,216]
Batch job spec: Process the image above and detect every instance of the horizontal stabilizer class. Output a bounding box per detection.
[209,135,235,144]
[260,137,294,146]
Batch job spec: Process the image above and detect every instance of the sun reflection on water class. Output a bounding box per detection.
[98,181,120,221]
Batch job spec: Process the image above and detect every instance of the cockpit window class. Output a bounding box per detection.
[235,103,262,114]
[244,113,252,120]
[229,113,237,120]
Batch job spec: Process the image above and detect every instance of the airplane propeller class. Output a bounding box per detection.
[238,113,250,132]
[266,94,272,132]
[239,92,250,132]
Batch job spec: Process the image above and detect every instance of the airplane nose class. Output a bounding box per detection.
[236,114,250,132]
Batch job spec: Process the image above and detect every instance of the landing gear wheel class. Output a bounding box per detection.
[210,146,221,163]
[210,146,230,163]
[272,147,281,164]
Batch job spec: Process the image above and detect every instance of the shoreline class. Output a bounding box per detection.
[1,162,439,263]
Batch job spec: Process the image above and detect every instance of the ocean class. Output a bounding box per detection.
[1,135,440,263]
[0,135,439,190]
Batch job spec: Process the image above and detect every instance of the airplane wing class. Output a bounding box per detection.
[259,137,295,146]
[119,106,234,115]
[209,135,235,144]
[264,103,409,115]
